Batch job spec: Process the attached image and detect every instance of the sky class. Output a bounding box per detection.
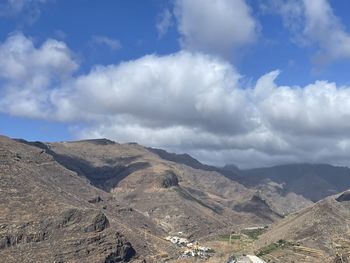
[1,0,350,168]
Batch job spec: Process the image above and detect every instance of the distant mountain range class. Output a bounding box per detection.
[148,147,350,214]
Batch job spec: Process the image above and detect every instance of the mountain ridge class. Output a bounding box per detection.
[2,135,350,262]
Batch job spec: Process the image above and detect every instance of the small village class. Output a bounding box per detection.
[165,227,269,262]
[165,235,214,259]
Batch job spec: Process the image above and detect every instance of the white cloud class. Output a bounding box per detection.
[174,0,258,58]
[303,0,350,64]
[156,8,173,38]
[54,51,251,134]
[2,34,350,168]
[90,35,122,50]
[0,33,78,118]
[269,0,350,65]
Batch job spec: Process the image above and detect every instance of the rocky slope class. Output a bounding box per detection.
[0,136,175,262]
[0,136,283,262]
[36,139,281,237]
[149,154,350,216]
[3,135,350,262]
[253,190,350,262]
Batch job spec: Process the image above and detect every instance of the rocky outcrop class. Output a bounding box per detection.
[85,212,109,232]
[0,225,50,250]
[0,231,48,249]
[160,171,179,188]
[0,209,110,251]
[61,208,83,226]
[89,195,104,203]
[104,233,136,262]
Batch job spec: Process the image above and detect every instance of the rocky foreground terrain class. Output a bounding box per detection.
[0,136,174,262]
[1,135,350,262]
[253,190,350,262]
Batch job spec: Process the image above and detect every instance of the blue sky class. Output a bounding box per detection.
[1,0,350,168]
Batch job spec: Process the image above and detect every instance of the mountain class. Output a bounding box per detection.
[0,136,281,262]
[147,151,350,216]
[225,163,350,215]
[241,163,350,201]
[36,139,281,234]
[0,135,180,263]
[138,149,350,216]
[253,190,350,263]
[3,135,350,262]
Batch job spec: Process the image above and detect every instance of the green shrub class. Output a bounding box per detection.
[242,228,266,240]
[256,240,292,256]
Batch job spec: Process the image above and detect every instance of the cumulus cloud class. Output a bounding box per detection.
[0,33,78,118]
[174,0,258,58]
[2,34,350,168]
[56,52,252,134]
[90,35,122,50]
[268,0,350,65]
[303,0,350,64]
